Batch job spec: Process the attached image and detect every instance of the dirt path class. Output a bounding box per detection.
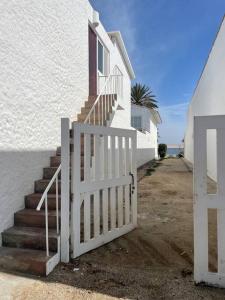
[2,158,225,299]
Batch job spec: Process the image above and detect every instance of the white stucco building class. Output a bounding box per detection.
[131,104,161,166]
[184,16,225,180]
[0,0,137,240]
[0,0,162,251]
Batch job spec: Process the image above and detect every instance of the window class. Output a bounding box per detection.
[98,41,104,73]
[98,40,109,75]
[131,116,142,131]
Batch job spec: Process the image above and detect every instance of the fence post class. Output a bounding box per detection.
[131,131,137,227]
[61,118,70,263]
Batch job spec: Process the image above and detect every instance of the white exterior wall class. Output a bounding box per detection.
[185,17,225,180]
[131,105,159,167]
[0,0,133,239]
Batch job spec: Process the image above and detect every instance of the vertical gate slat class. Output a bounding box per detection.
[131,132,137,226]
[103,189,109,233]
[193,117,208,281]
[125,186,130,225]
[110,136,115,178]
[94,134,101,238]
[71,123,81,258]
[125,137,130,225]
[94,191,100,237]
[118,137,123,227]
[216,129,225,274]
[84,133,91,242]
[110,187,116,229]
[110,135,116,229]
[94,135,100,179]
[84,193,91,241]
[104,135,108,178]
[84,134,91,181]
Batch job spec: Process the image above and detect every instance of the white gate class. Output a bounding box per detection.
[70,123,137,258]
[194,115,225,287]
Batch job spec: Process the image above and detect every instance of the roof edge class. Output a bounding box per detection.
[108,31,135,80]
[131,103,162,124]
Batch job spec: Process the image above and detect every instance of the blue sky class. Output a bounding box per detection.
[90,0,225,144]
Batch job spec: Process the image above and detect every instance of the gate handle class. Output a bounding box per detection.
[129,172,134,185]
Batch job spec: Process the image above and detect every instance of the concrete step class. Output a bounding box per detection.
[81,105,113,115]
[0,247,56,276]
[77,112,109,123]
[50,155,84,166]
[25,193,61,210]
[35,179,62,193]
[2,226,58,252]
[84,95,116,108]
[55,143,74,155]
[14,209,59,228]
[43,167,73,179]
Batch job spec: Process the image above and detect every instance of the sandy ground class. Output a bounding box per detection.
[1,158,225,299]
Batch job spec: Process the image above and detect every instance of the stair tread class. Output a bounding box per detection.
[26,193,61,199]
[16,209,59,217]
[0,247,55,262]
[35,179,62,183]
[3,226,58,238]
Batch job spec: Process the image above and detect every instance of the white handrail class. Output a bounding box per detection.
[36,164,61,256]
[36,165,61,211]
[84,65,123,125]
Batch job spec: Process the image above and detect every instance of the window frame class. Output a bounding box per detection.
[97,39,109,76]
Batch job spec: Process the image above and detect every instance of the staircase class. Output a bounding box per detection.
[0,93,119,276]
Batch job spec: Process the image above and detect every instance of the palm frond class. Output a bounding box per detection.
[131,83,158,109]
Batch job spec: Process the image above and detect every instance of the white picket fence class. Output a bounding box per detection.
[68,122,137,258]
[194,115,225,287]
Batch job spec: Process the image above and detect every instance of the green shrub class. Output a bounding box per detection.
[158,144,167,158]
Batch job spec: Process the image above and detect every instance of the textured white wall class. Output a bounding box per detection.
[185,17,225,180]
[0,0,91,239]
[131,105,158,167]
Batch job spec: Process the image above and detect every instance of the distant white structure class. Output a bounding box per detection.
[131,104,161,167]
[185,16,225,180]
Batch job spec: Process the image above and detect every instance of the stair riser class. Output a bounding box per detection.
[56,144,74,154]
[50,156,84,167]
[2,234,57,252]
[35,181,62,193]
[25,196,61,210]
[78,114,109,123]
[0,255,47,276]
[81,106,113,115]
[15,214,58,229]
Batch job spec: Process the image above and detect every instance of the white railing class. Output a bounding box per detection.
[36,165,61,257]
[85,66,123,125]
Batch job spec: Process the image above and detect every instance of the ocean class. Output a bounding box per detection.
[167,148,183,156]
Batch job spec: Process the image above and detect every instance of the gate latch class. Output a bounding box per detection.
[129,172,135,194]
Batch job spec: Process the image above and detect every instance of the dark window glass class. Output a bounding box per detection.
[98,41,104,73]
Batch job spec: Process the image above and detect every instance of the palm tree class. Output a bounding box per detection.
[131,83,158,109]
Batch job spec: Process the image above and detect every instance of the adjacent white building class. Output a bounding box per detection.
[184,16,225,180]
[131,104,161,167]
